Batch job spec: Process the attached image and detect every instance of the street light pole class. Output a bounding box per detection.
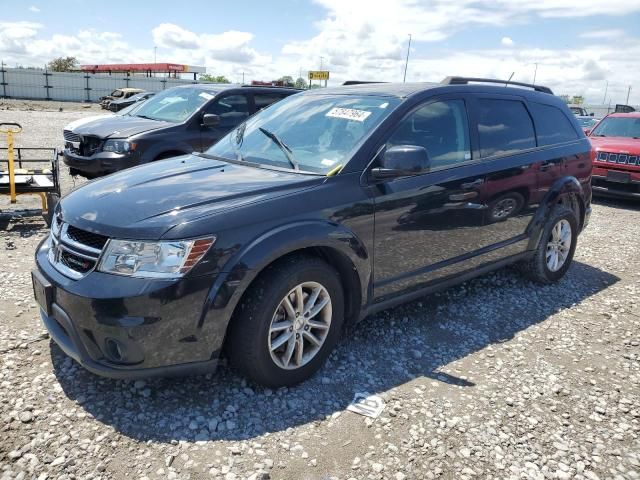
[602,81,608,104]
[403,34,412,83]
[626,85,632,105]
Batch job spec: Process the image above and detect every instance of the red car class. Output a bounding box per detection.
[589,112,640,200]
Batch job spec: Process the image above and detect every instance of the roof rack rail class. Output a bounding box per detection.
[441,76,553,95]
[342,81,388,86]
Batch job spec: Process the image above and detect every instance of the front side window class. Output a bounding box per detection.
[591,116,640,139]
[529,102,579,146]
[477,99,536,158]
[206,94,401,174]
[132,87,221,123]
[206,95,250,128]
[386,99,471,169]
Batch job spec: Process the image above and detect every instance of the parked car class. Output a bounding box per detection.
[99,88,146,109]
[62,84,300,177]
[108,91,155,112]
[569,104,593,117]
[33,77,592,387]
[576,115,600,134]
[589,112,640,199]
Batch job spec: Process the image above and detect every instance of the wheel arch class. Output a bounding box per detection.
[198,221,371,356]
[527,175,585,250]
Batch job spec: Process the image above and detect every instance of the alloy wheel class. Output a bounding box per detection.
[268,281,332,370]
[546,219,572,272]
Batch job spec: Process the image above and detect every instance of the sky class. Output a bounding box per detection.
[2,0,640,104]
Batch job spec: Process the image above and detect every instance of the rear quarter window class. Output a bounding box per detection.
[529,102,579,146]
[476,98,536,158]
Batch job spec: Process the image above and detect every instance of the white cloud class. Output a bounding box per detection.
[580,29,626,39]
[29,6,40,13]
[2,0,640,102]
[501,37,514,46]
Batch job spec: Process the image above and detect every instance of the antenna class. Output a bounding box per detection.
[505,72,515,87]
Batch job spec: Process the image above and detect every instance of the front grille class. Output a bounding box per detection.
[80,136,102,157]
[48,219,108,279]
[66,225,108,250]
[597,151,639,166]
[63,130,80,143]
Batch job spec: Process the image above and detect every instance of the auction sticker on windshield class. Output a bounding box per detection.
[326,107,371,122]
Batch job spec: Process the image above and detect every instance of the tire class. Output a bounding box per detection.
[487,192,524,222]
[227,255,344,387]
[519,206,578,283]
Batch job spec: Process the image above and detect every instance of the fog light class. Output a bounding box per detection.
[104,338,125,362]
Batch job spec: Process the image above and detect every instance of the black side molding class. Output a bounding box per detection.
[441,76,553,95]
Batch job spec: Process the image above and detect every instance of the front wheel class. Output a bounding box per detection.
[519,206,578,283]
[227,256,344,387]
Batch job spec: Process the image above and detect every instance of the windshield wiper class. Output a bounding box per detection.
[135,114,157,121]
[258,127,299,171]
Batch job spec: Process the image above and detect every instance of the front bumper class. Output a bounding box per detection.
[592,173,640,200]
[33,241,229,379]
[63,149,140,176]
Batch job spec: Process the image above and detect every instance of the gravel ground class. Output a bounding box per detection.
[1,106,639,480]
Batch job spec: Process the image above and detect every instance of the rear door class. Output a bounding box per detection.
[201,93,251,150]
[251,91,291,114]
[467,95,540,246]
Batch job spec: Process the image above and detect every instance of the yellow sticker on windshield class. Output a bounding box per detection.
[326,107,372,122]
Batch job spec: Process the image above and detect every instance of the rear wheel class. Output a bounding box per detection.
[227,256,344,387]
[519,206,578,283]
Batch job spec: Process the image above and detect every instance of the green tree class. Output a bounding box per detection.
[199,73,230,83]
[294,77,308,89]
[47,56,78,72]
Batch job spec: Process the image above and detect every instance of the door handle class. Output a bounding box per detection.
[461,178,484,189]
[449,191,478,201]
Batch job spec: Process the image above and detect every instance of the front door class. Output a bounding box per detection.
[201,94,251,151]
[370,97,489,300]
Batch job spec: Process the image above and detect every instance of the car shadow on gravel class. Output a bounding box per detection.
[50,260,619,443]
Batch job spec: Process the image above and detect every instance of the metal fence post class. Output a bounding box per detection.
[85,74,91,102]
[44,68,52,100]
[0,61,6,99]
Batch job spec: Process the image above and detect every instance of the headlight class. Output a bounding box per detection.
[103,139,135,153]
[98,237,215,278]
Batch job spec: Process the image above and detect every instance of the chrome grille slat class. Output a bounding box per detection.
[63,129,80,143]
[48,218,107,279]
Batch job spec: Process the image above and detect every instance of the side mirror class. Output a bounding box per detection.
[584,128,591,136]
[202,114,220,127]
[371,145,431,179]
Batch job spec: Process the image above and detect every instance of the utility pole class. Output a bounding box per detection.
[403,34,412,83]
[602,81,608,104]
[626,85,632,105]
[532,63,538,85]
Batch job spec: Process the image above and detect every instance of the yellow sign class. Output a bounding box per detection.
[309,70,330,81]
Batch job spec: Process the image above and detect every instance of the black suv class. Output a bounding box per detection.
[62,84,299,177]
[33,77,592,387]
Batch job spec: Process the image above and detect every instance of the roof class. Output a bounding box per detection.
[117,88,146,92]
[305,82,440,98]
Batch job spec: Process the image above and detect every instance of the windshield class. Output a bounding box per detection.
[132,87,218,123]
[116,100,147,116]
[206,93,401,174]
[591,116,640,138]
[111,89,124,98]
[577,117,598,128]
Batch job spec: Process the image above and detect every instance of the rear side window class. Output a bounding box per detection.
[529,102,579,146]
[254,93,288,111]
[476,99,536,158]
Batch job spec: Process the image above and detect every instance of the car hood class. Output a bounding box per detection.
[59,155,322,240]
[67,115,172,139]
[589,136,640,154]
[64,114,113,132]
